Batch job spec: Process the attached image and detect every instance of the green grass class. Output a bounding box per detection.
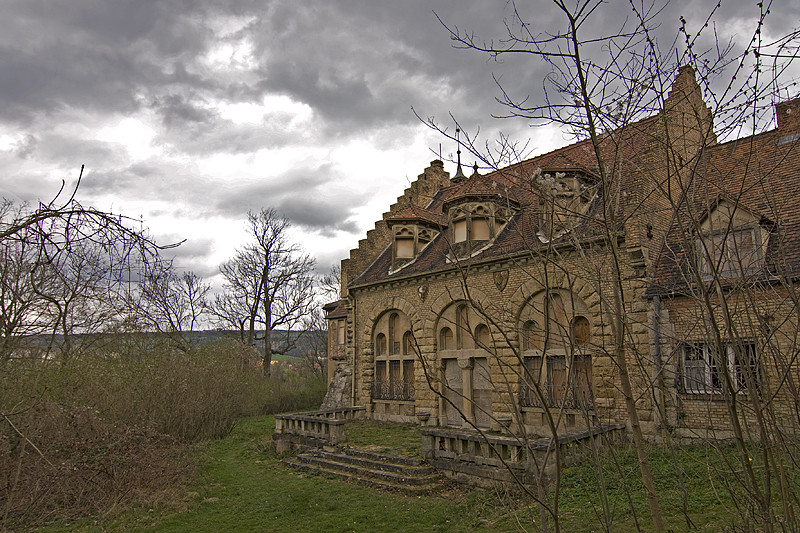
[30,417,800,532]
[32,416,512,533]
[341,420,423,457]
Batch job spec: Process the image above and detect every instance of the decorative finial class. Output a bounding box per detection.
[452,127,467,183]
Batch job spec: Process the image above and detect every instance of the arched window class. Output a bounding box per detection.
[523,320,541,351]
[571,316,590,346]
[375,333,386,356]
[475,324,491,349]
[389,313,399,354]
[402,331,412,355]
[440,327,453,350]
[373,311,415,402]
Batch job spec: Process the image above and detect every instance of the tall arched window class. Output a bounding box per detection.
[402,331,412,355]
[519,290,594,411]
[372,311,414,402]
[375,333,386,356]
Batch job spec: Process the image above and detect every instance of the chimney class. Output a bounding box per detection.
[776,99,800,132]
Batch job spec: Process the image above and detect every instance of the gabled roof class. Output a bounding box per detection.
[647,109,800,296]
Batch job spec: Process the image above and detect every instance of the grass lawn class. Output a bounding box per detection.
[32,416,523,533]
[30,416,798,532]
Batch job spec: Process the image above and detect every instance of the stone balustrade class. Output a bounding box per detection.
[421,423,625,487]
[273,406,365,452]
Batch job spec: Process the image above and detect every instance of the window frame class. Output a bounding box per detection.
[698,225,763,280]
[680,341,760,394]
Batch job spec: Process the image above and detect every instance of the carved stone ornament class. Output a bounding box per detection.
[493,270,509,292]
[418,285,428,302]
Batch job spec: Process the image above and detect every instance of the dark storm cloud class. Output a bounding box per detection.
[2,0,796,281]
[214,163,365,233]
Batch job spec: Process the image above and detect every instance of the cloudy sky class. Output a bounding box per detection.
[1,0,797,290]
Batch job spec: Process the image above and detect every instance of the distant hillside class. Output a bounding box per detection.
[19,329,326,358]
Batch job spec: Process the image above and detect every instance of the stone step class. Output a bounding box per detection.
[285,448,443,494]
[306,449,436,476]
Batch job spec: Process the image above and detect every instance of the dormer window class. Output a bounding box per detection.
[395,228,415,259]
[389,224,439,271]
[696,200,769,281]
[534,169,598,243]
[447,203,512,258]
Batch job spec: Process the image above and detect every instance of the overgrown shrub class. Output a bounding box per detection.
[0,337,327,529]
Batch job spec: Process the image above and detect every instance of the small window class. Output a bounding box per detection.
[337,319,346,345]
[402,331,412,355]
[375,333,386,356]
[570,316,590,346]
[523,320,541,351]
[454,219,468,243]
[475,324,491,349]
[472,218,491,240]
[440,327,453,350]
[396,237,414,258]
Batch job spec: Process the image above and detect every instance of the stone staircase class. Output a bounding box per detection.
[285,448,443,494]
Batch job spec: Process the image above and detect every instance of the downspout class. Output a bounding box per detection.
[350,295,357,407]
[652,295,668,442]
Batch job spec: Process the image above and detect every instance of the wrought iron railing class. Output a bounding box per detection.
[371,380,415,401]
[519,382,594,410]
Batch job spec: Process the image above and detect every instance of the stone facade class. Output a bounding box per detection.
[323,66,800,442]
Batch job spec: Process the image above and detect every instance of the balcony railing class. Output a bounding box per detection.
[519,382,594,410]
[371,380,415,401]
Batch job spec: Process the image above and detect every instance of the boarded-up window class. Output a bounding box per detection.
[472,218,490,240]
[475,324,491,349]
[374,360,387,399]
[454,219,468,242]
[703,228,760,278]
[375,333,386,356]
[440,327,453,350]
[571,316,590,346]
[403,359,415,399]
[444,359,463,426]
[473,357,493,428]
[548,356,568,406]
[396,237,414,258]
[389,360,401,398]
[574,354,593,407]
[520,356,543,407]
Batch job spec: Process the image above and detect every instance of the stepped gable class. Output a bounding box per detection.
[341,160,450,291]
[349,124,654,287]
[647,96,800,296]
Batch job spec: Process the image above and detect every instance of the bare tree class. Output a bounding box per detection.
[0,168,170,361]
[214,208,316,375]
[133,266,210,350]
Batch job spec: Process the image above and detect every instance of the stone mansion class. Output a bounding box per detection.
[323,66,800,442]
